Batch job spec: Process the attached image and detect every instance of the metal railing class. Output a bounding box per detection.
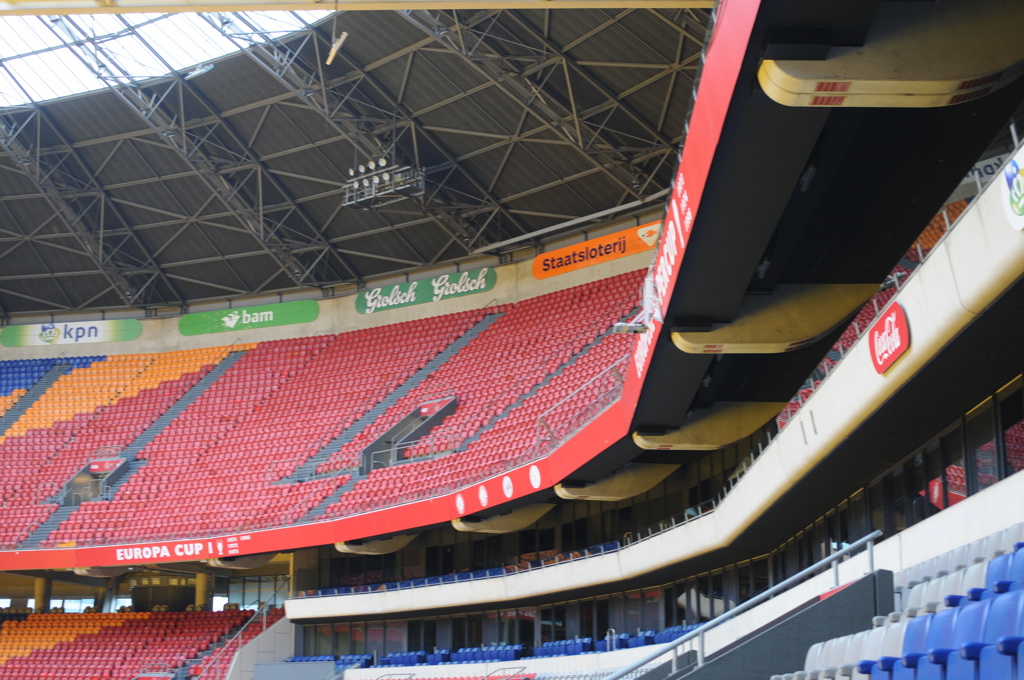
[776,128,1024,430]
[602,530,883,680]
[295,496,722,600]
[191,580,288,680]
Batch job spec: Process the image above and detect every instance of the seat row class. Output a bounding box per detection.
[774,539,1024,680]
[895,522,1024,608]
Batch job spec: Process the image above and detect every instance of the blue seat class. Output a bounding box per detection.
[913,597,994,680]
[947,589,1024,680]
[892,605,959,680]
[865,613,935,680]
[987,552,1017,593]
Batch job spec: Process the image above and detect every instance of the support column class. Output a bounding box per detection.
[33,577,52,613]
[195,574,211,610]
[290,548,320,596]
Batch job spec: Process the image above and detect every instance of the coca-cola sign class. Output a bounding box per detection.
[869,303,910,374]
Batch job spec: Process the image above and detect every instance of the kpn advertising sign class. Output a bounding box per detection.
[356,267,497,314]
[179,299,319,336]
[0,319,142,347]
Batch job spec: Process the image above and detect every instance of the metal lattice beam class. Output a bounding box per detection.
[0,104,179,308]
[205,11,536,255]
[45,15,363,290]
[399,9,645,200]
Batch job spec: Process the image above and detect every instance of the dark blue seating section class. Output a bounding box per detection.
[534,639,593,657]
[858,544,1024,680]
[306,541,622,599]
[336,654,374,669]
[448,644,525,663]
[426,649,451,664]
[379,650,428,666]
[594,633,631,652]
[0,356,104,396]
[285,654,375,669]
[654,623,704,644]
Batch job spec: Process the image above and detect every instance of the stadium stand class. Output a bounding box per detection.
[0,274,642,548]
[185,607,285,677]
[3,2,1024,680]
[0,610,252,679]
[773,533,1024,680]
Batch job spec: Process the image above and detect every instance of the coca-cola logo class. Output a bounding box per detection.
[869,303,910,374]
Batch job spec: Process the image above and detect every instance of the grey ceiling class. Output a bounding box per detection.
[0,7,708,315]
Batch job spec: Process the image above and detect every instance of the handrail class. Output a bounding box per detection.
[602,529,883,680]
[776,129,1024,430]
[192,579,289,680]
[297,496,721,600]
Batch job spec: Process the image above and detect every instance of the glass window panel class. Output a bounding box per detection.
[943,426,966,505]
[1000,389,1024,475]
[884,466,907,534]
[386,620,405,654]
[552,605,566,642]
[350,622,365,654]
[366,621,385,658]
[594,600,609,640]
[519,609,535,647]
[452,617,467,649]
[423,620,437,651]
[922,440,947,511]
[333,622,351,656]
[624,591,642,632]
[642,589,661,630]
[316,624,332,655]
[303,625,317,655]
[967,402,998,492]
[0,11,329,105]
[905,453,930,526]
[466,614,483,647]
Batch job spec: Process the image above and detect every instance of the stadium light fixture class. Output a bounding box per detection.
[326,31,348,66]
[184,63,214,80]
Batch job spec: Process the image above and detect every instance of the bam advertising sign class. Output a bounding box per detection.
[179,299,319,336]
[0,319,142,347]
[532,222,661,279]
[356,267,497,314]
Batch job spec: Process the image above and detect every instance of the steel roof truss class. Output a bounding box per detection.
[0,107,173,308]
[45,15,359,291]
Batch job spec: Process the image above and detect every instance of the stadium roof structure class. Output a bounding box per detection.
[0,7,709,315]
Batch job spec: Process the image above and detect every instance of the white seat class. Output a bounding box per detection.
[1004,522,1024,551]
[965,536,990,564]
[845,620,891,680]
[960,559,988,595]
[824,631,867,679]
[817,635,852,679]
[902,577,929,615]
[944,544,969,574]
[796,638,833,680]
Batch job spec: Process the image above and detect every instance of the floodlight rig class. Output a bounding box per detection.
[342,157,425,207]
